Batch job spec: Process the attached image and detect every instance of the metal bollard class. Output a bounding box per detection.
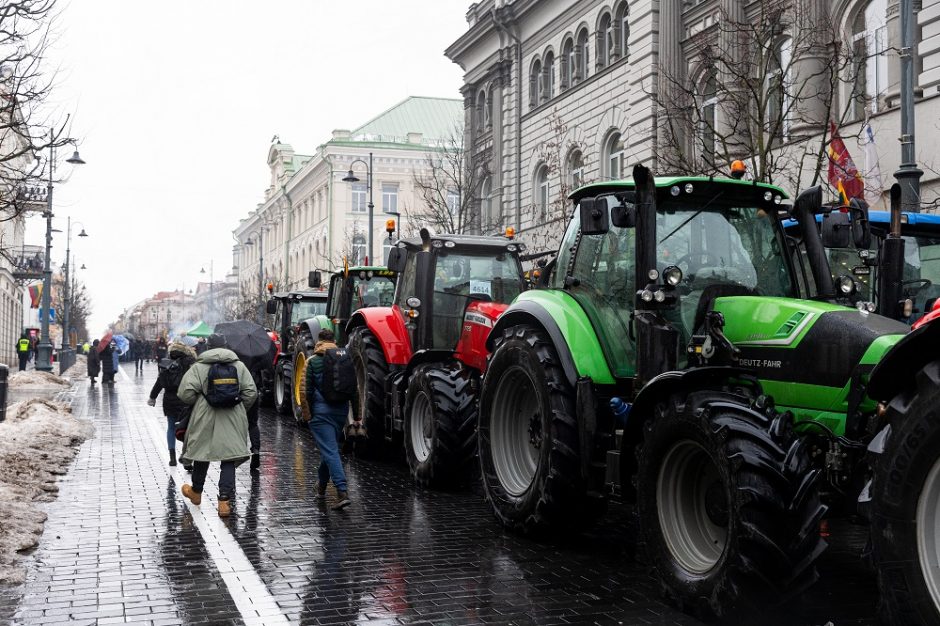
[0,363,8,422]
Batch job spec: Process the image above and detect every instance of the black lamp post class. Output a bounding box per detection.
[62,217,88,357]
[36,132,85,372]
[342,153,374,265]
[244,231,265,324]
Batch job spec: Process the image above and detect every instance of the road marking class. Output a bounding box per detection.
[133,378,288,625]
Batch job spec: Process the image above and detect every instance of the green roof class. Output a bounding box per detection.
[346,96,463,146]
[570,176,789,200]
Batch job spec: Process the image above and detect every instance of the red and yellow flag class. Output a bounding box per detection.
[827,121,864,202]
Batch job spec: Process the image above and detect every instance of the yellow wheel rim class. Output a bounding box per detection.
[293,351,307,408]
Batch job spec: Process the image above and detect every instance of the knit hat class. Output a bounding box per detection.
[207,333,226,349]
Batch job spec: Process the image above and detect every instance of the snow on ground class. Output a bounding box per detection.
[0,399,93,584]
[61,354,88,379]
[8,370,71,388]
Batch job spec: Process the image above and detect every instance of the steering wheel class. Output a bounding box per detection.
[902,278,932,296]
[674,252,722,276]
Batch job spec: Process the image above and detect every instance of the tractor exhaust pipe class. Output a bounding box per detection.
[878,184,906,318]
[633,163,657,307]
[791,185,836,299]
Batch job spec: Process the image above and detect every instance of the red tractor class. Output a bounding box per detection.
[346,229,526,486]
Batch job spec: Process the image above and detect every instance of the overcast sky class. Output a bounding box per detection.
[30,0,471,335]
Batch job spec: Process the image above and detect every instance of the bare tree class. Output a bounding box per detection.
[0,1,79,221]
[652,0,862,194]
[226,277,286,325]
[410,130,485,235]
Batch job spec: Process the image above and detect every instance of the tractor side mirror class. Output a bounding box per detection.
[265,299,277,315]
[579,197,609,235]
[308,271,322,289]
[822,211,852,248]
[849,199,872,250]
[611,202,636,228]
[386,247,406,273]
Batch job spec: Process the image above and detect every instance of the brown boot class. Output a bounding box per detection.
[218,499,231,517]
[181,484,202,505]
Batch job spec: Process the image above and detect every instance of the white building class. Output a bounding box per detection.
[446,0,940,252]
[233,96,464,294]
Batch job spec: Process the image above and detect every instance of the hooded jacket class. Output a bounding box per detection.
[304,340,350,423]
[177,347,257,463]
[149,343,197,417]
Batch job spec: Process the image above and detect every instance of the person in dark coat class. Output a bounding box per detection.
[148,342,197,467]
[194,337,208,355]
[155,336,168,361]
[100,341,115,383]
[134,339,146,374]
[87,339,101,384]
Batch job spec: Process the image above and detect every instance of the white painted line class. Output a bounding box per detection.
[136,383,288,625]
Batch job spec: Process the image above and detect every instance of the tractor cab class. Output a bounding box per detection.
[265,290,328,415]
[320,266,396,343]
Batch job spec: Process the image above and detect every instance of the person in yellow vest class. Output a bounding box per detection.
[16,333,31,371]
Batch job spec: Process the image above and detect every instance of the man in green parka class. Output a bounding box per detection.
[178,333,257,517]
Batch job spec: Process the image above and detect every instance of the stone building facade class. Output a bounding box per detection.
[233,97,464,295]
[446,0,940,253]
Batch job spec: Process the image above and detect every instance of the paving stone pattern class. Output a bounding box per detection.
[0,363,879,625]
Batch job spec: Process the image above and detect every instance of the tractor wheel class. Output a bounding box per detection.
[404,362,478,488]
[348,327,387,457]
[869,360,940,626]
[291,333,315,425]
[634,389,827,619]
[274,366,291,415]
[478,324,598,533]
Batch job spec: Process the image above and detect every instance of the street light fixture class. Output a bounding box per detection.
[342,153,374,265]
[244,233,265,324]
[36,131,85,372]
[200,260,215,321]
[61,216,89,363]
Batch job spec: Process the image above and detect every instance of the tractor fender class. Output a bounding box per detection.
[346,306,413,366]
[403,349,455,381]
[486,300,579,387]
[624,367,758,445]
[297,314,332,343]
[868,318,940,401]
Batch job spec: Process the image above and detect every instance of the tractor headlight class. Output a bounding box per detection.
[902,298,914,317]
[856,301,876,314]
[653,290,666,303]
[663,265,683,287]
[837,275,856,295]
[648,268,659,281]
[639,289,653,302]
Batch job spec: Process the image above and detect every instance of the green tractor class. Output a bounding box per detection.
[477,165,939,622]
[290,265,397,423]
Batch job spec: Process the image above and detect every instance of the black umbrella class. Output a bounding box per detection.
[213,320,276,371]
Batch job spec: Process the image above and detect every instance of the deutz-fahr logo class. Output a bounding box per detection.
[739,358,783,368]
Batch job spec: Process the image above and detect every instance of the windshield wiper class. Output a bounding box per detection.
[658,192,725,244]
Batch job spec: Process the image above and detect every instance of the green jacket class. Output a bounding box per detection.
[177,348,257,463]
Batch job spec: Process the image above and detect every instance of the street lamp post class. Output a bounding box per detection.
[200,260,215,320]
[36,131,85,372]
[62,217,88,356]
[342,153,374,265]
[245,229,265,324]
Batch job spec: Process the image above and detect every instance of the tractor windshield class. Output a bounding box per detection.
[290,299,327,325]
[431,251,524,348]
[350,274,396,309]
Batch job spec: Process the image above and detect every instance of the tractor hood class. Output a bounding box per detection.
[713,297,907,417]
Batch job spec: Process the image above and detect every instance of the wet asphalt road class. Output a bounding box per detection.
[0,362,878,625]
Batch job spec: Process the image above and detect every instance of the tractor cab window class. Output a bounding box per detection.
[327,275,344,318]
[900,234,940,322]
[350,272,396,309]
[394,251,417,309]
[290,299,327,326]
[432,251,524,348]
[657,203,793,339]
[554,195,637,377]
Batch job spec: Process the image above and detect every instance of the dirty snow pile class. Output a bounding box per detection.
[8,370,71,389]
[61,354,88,379]
[0,399,93,584]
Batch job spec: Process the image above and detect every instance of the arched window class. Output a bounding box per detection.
[699,74,719,166]
[597,13,613,69]
[852,0,888,118]
[766,37,792,141]
[535,164,550,218]
[615,2,629,61]
[476,89,489,129]
[605,133,625,180]
[352,235,366,266]
[577,28,590,81]
[561,38,575,90]
[530,58,542,108]
[480,176,492,230]
[568,149,585,188]
[543,52,555,100]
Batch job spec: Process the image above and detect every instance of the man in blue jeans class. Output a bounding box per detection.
[305,329,352,510]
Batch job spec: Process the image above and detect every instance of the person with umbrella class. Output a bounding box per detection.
[87,339,101,384]
[213,320,277,472]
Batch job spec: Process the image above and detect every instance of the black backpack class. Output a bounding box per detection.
[319,348,356,404]
[205,362,242,408]
[164,360,187,393]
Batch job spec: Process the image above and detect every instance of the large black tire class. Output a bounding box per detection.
[348,327,387,457]
[634,389,827,619]
[292,332,315,425]
[478,324,602,533]
[404,362,478,488]
[869,360,940,626]
[274,366,291,415]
